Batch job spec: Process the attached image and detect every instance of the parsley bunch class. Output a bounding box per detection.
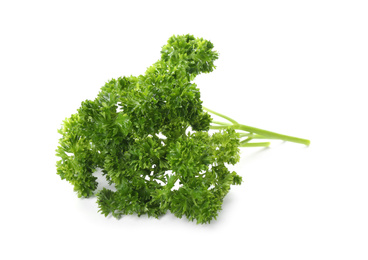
[56,34,309,224]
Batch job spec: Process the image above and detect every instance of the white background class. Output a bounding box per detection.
[1,0,367,259]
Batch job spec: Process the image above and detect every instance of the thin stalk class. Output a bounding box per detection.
[249,134,279,140]
[240,142,270,147]
[237,132,253,138]
[240,137,253,144]
[233,124,310,146]
[205,108,310,146]
[203,107,238,124]
[237,132,272,139]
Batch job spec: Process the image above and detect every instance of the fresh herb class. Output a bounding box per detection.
[56,34,309,224]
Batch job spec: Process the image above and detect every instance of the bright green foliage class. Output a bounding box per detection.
[56,34,309,224]
[56,34,242,224]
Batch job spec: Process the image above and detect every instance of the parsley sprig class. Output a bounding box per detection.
[203,107,310,147]
[56,34,309,224]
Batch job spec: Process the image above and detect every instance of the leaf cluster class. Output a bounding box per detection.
[56,34,242,224]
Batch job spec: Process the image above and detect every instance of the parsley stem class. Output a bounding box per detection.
[237,132,253,138]
[240,142,270,147]
[206,108,310,146]
[240,137,253,144]
[203,106,238,124]
[233,124,310,146]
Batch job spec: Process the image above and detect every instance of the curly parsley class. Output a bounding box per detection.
[56,34,309,224]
